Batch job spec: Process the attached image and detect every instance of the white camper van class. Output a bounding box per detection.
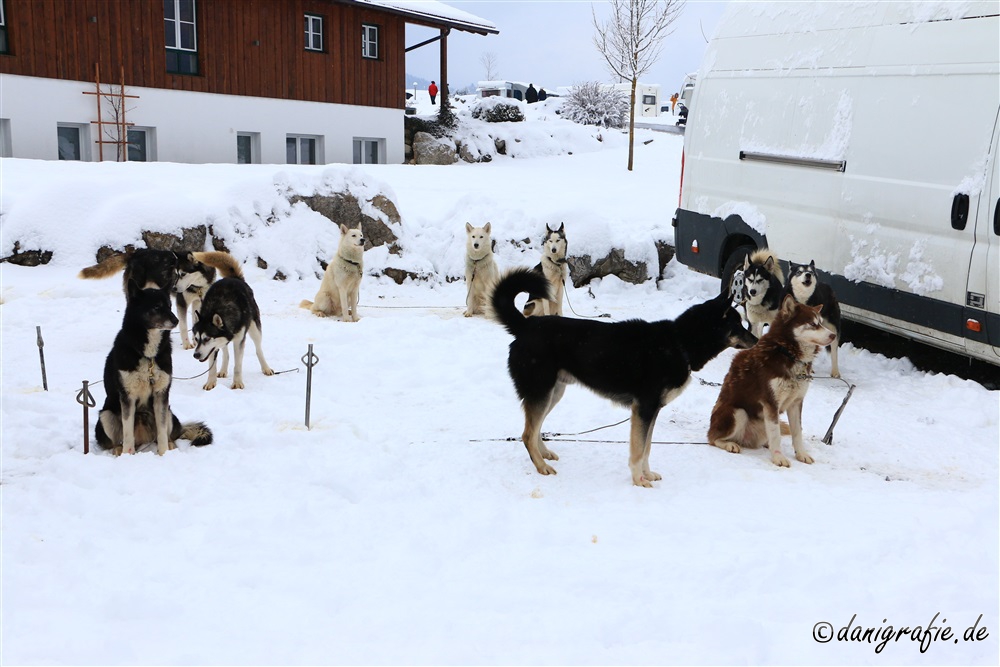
[673,1,1000,365]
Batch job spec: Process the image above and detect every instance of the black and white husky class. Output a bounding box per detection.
[173,251,239,350]
[491,268,757,487]
[191,259,274,391]
[742,249,785,337]
[95,284,212,456]
[785,259,842,378]
[523,223,568,317]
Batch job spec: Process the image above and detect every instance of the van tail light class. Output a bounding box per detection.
[678,149,686,208]
[967,319,982,333]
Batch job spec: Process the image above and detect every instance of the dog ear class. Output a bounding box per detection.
[212,313,224,328]
[557,222,565,233]
[764,255,774,271]
[742,255,750,271]
[465,222,473,233]
[545,223,553,233]
[125,278,142,301]
[484,222,491,234]
[340,224,348,235]
[809,259,816,271]
[780,293,797,316]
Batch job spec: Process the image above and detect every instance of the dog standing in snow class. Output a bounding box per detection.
[464,222,500,317]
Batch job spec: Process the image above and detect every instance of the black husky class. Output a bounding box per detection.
[490,268,757,487]
[95,284,212,456]
[785,260,843,377]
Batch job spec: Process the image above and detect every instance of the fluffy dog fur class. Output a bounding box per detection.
[523,223,568,317]
[491,268,757,487]
[300,224,365,322]
[191,259,274,390]
[95,284,212,456]
[786,260,842,378]
[708,295,836,467]
[464,222,500,317]
[173,251,241,350]
[742,248,785,337]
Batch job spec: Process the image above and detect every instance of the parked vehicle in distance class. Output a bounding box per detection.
[673,1,1000,366]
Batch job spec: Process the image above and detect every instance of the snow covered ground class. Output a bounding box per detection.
[1,102,997,665]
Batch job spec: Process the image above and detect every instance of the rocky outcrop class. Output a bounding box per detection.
[1,241,52,266]
[567,249,649,287]
[290,193,402,255]
[412,132,457,165]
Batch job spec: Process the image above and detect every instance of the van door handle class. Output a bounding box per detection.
[994,198,999,236]
[951,193,969,230]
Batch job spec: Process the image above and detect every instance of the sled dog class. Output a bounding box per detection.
[464,222,500,317]
[523,223,568,317]
[785,259,842,378]
[173,251,241,350]
[491,268,757,487]
[708,294,836,467]
[742,248,785,337]
[95,283,212,455]
[191,259,275,390]
[300,224,365,322]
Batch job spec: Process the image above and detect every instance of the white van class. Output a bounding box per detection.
[673,1,1000,366]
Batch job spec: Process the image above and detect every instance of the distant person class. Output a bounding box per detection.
[525,83,538,104]
[538,88,547,101]
[677,103,689,126]
[670,92,679,114]
[428,81,438,105]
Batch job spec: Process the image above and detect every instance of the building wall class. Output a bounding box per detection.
[0,73,403,164]
[0,0,407,109]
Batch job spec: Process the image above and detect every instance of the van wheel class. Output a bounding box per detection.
[720,245,754,296]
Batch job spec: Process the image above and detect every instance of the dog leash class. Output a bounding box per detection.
[563,278,612,319]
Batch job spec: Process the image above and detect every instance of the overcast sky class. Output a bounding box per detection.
[404,0,729,94]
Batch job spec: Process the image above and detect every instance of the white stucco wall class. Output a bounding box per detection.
[0,74,404,164]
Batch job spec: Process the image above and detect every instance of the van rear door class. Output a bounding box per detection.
[966,110,1000,360]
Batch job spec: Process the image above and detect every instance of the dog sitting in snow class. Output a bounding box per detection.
[301,224,365,322]
[464,222,500,317]
[522,223,568,317]
[785,259,842,378]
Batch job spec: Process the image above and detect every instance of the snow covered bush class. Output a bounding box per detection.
[470,97,525,123]
[561,82,629,129]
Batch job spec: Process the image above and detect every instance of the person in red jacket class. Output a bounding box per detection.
[428,81,438,105]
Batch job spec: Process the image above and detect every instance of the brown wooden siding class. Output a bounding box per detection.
[0,0,406,109]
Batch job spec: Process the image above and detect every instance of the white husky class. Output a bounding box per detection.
[464,222,500,317]
[301,224,365,322]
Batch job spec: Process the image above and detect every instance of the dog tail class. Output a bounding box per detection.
[192,251,244,280]
[489,268,550,335]
[179,421,213,447]
[749,248,784,285]
[299,299,314,310]
[78,253,127,279]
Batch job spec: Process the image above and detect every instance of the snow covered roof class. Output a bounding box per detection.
[349,0,499,35]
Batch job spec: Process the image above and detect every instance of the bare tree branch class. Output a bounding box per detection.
[479,51,500,81]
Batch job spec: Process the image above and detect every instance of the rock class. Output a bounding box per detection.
[567,248,650,287]
[494,138,507,155]
[142,226,208,252]
[1,241,52,266]
[290,193,401,255]
[655,240,675,278]
[382,267,434,285]
[412,132,457,165]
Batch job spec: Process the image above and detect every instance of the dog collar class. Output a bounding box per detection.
[340,256,361,267]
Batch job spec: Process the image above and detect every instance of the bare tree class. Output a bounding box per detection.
[480,51,500,81]
[593,0,685,171]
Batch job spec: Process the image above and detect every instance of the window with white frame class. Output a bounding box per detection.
[286,134,321,165]
[352,138,384,165]
[164,0,198,75]
[362,23,379,59]
[305,14,323,51]
[0,0,9,55]
[237,132,260,164]
[0,119,11,158]
[127,127,155,162]
[57,124,89,161]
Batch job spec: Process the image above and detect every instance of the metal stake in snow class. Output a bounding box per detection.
[36,326,48,391]
[75,380,96,454]
[822,382,856,445]
[301,344,320,430]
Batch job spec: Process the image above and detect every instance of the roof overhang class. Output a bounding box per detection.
[345,0,499,35]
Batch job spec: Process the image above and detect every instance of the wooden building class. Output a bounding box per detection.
[0,0,496,164]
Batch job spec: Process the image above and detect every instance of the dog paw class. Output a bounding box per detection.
[541,449,559,461]
[831,370,841,379]
[463,310,473,317]
[112,446,124,457]
[633,475,655,488]
[169,441,178,451]
[771,452,790,467]
[217,370,228,378]
[183,341,194,350]
[231,380,245,390]
[262,367,275,376]
[645,470,662,481]
[717,441,741,454]
[202,381,216,391]
[536,463,557,475]
[796,452,814,464]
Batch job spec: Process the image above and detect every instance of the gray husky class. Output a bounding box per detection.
[191,259,274,390]
[523,223,568,317]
